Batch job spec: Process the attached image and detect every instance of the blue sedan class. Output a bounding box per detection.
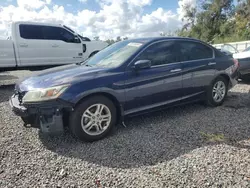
[10,37,239,141]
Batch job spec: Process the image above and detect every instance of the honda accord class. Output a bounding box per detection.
[10,37,239,141]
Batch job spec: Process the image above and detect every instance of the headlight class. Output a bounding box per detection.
[22,85,70,103]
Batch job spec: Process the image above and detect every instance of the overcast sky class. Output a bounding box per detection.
[0,0,196,40]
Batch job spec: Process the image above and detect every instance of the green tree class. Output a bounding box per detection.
[179,0,236,43]
[106,39,116,45]
[116,36,122,42]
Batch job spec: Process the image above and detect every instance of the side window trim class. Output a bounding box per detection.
[149,56,215,68]
[127,39,215,70]
[151,61,181,68]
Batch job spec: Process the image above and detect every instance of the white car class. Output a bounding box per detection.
[0,21,108,70]
[221,44,250,79]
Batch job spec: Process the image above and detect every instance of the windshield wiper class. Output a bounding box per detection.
[85,64,93,67]
[76,58,89,65]
[76,60,93,67]
[76,61,83,65]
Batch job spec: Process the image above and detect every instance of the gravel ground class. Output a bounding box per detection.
[0,71,250,187]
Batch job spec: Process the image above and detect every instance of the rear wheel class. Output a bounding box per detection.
[69,96,117,142]
[206,76,228,106]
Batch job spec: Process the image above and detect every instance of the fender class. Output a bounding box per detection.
[72,87,125,123]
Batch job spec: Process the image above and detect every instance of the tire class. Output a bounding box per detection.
[206,76,228,107]
[69,96,117,142]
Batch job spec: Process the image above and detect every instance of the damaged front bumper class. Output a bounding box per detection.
[9,95,73,134]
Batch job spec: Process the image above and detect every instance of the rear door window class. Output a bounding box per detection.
[19,24,44,40]
[176,41,213,62]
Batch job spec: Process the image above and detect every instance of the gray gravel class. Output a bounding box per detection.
[0,71,250,187]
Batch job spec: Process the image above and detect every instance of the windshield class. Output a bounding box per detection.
[83,40,144,68]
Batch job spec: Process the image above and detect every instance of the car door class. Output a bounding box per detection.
[42,26,84,65]
[124,40,183,115]
[176,40,216,101]
[17,24,52,66]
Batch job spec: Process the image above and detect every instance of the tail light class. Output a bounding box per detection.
[233,59,239,68]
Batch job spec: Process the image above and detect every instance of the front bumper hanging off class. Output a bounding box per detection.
[9,95,73,134]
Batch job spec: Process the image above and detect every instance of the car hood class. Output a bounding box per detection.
[233,51,250,59]
[17,64,106,91]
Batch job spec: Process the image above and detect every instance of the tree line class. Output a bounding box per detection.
[178,0,250,44]
[93,36,128,45]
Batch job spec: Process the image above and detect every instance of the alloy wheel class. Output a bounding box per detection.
[212,80,226,103]
[81,104,112,136]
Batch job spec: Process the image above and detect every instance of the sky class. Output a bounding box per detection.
[0,0,196,40]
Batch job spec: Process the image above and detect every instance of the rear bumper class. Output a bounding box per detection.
[9,95,73,134]
[229,76,238,88]
[227,66,239,88]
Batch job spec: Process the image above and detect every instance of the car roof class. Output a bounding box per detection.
[125,37,206,45]
[14,21,62,27]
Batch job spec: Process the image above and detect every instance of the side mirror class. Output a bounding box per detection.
[134,60,151,70]
[74,36,81,43]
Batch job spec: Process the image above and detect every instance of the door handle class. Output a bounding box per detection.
[208,62,216,66]
[20,43,28,47]
[170,68,182,73]
[52,44,59,47]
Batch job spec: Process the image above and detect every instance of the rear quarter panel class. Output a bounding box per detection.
[215,56,234,74]
[214,55,238,87]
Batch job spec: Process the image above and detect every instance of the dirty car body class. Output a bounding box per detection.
[10,37,239,141]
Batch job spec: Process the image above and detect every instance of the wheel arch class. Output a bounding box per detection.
[214,73,230,87]
[219,74,230,83]
[88,51,99,58]
[74,92,123,124]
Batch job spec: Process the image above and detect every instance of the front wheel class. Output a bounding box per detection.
[69,96,117,142]
[206,76,228,107]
